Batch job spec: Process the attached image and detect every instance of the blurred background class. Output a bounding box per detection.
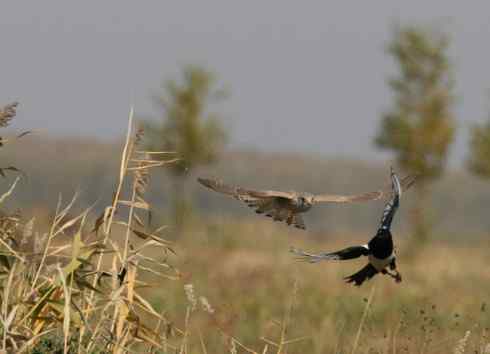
[2,1,490,238]
[2,1,490,352]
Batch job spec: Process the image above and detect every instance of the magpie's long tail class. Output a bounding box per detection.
[290,245,369,263]
[290,247,327,263]
[344,264,378,287]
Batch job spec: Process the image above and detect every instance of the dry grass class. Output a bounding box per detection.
[0,102,487,353]
[0,102,18,127]
[0,106,182,353]
[152,217,490,354]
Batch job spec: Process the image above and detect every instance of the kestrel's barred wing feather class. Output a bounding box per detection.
[313,191,382,203]
[197,177,294,200]
[236,188,295,200]
[198,177,293,221]
[312,174,416,204]
[197,178,241,197]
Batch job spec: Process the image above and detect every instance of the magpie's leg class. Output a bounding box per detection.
[389,258,396,270]
[387,258,402,283]
[380,260,402,283]
[381,269,402,283]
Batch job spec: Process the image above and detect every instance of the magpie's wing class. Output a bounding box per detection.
[378,174,416,200]
[400,174,417,192]
[313,174,415,204]
[344,264,378,287]
[378,167,402,231]
[290,245,369,263]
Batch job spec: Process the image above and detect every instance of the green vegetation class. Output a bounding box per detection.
[375,25,456,247]
[468,118,490,178]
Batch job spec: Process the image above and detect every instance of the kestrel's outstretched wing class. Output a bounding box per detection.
[234,188,295,200]
[312,174,416,204]
[198,177,304,227]
[312,191,383,203]
[197,178,242,197]
[197,177,292,215]
[197,177,294,200]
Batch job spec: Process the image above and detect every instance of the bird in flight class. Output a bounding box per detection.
[291,167,404,286]
[197,172,415,230]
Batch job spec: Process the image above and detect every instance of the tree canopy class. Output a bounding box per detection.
[375,25,455,182]
[145,66,228,177]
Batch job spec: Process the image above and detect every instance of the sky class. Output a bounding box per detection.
[1,1,490,166]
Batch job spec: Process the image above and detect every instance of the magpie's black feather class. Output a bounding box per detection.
[344,264,378,287]
[324,246,370,260]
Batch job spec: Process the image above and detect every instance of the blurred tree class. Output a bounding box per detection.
[468,118,490,178]
[375,25,456,247]
[144,66,228,229]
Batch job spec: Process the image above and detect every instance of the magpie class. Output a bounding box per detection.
[290,167,404,287]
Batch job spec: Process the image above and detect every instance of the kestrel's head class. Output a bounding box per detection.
[300,193,315,206]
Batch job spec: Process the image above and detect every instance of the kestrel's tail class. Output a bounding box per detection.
[245,198,275,215]
[264,208,288,221]
[289,214,305,229]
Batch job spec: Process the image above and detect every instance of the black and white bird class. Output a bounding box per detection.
[291,167,404,286]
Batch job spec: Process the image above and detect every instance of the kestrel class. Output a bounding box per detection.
[291,167,403,286]
[197,172,415,230]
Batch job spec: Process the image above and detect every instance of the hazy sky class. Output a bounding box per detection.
[1,1,490,165]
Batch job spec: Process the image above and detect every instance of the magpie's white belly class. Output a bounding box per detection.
[368,254,395,272]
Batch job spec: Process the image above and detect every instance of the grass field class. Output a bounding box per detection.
[149,217,490,353]
[0,106,489,353]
